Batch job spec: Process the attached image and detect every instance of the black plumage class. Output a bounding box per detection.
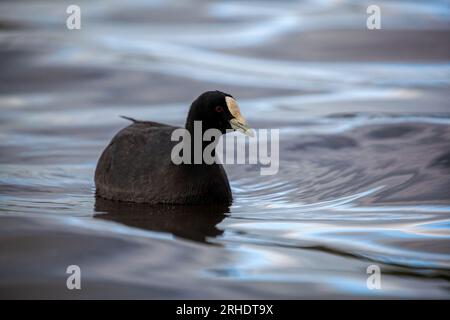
[94,91,252,205]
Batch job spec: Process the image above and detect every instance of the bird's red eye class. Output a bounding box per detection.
[215,106,223,113]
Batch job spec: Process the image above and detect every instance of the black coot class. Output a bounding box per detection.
[94,91,253,204]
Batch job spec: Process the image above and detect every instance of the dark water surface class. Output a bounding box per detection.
[0,0,450,298]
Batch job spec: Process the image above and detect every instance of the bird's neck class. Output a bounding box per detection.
[184,119,221,164]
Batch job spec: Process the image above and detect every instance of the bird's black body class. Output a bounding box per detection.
[94,91,250,205]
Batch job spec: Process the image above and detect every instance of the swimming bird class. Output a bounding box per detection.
[94,91,253,205]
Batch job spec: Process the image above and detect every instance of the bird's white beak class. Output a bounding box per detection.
[229,118,254,137]
[226,96,254,137]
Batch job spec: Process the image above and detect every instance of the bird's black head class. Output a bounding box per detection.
[185,91,253,136]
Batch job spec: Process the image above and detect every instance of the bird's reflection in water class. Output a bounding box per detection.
[94,197,229,244]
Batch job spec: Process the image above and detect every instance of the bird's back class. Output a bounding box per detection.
[94,121,232,204]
